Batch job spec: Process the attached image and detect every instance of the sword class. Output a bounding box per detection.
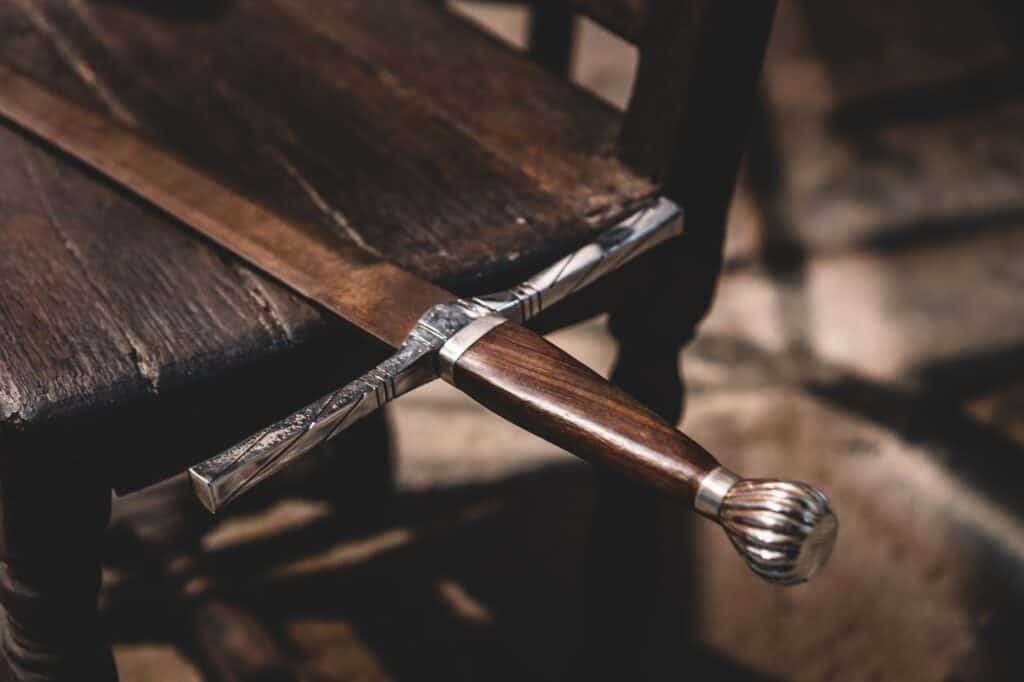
[0,65,837,586]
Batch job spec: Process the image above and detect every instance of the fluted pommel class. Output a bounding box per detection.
[695,467,838,586]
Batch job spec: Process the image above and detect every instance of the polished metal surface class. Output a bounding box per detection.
[189,200,685,511]
[438,316,508,383]
[712,478,838,585]
[694,466,742,517]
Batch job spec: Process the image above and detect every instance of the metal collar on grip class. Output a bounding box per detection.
[437,315,508,383]
[695,466,742,517]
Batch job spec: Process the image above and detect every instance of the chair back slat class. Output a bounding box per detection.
[567,0,649,42]
[619,0,777,282]
[621,1,776,189]
[549,0,777,247]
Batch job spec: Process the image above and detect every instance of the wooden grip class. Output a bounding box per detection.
[451,322,720,504]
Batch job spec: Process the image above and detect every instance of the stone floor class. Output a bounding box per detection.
[52,2,1024,680]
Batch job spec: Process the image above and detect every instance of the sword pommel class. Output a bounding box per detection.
[696,467,838,585]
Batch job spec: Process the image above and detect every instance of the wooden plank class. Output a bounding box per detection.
[0,123,322,427]
[0,64,453,348]
[1,0,653,287]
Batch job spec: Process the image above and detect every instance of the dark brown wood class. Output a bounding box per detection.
[0,0,651,285]
[621,0,710,182]
[0,459,116,681]
[0,0,653,490]
[594,6,775,676]
[573,229,703,680]
[575,473,661,681]
[529,4,576,77]
[0,0,778,678]
[621,1,777,344]
[573,319,689,680]
[623,1,777,188]
[452,322,719,503]
[0,64,452,349]
[0,0,776,491]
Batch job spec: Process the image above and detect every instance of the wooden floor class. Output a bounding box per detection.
[15,1,1024,680]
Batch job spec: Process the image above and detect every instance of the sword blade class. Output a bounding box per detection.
[0,64,451,348]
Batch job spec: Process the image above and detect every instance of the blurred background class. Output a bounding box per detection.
[85,2,1024,680]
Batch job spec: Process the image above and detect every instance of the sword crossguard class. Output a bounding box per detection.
[190,199,684,512]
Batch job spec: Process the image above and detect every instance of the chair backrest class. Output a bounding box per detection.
[567,0,649,43]
[537,1,777,257]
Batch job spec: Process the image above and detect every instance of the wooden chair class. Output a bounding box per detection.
[0,1,776,679]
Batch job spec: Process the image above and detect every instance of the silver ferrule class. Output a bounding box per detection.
[694,466,741,517]
[437,315,508,383]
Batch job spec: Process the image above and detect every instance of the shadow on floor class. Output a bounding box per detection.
[103,463,773,681]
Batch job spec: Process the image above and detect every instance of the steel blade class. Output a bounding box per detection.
[0,64,451,348]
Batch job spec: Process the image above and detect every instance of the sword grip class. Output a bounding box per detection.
[447,320,718,502]
[444,321,838,585]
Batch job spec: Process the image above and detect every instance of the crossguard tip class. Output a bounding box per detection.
[696,468,838,586]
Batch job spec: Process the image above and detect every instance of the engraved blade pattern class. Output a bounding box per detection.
[190,333,440,511]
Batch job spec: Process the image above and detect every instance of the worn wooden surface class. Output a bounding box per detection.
[0,0,656,488]
[0,65,454,349]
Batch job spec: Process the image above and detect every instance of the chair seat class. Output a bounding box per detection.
[0,0,655,488]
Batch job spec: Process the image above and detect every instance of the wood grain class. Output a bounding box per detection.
[0,64,453,348]
[0,3,776,679]
[452,322,719,504]
[0,0,652,286]
[0,0,775,491]
[0,0,654,487]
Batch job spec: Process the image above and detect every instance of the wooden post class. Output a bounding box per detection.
[529,4,576,77]
[0,457,117,681]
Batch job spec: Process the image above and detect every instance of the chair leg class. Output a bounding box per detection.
[574,316,689,680]
[574,232,721,679]
[0,460,117,681]
[578,471,663,680]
